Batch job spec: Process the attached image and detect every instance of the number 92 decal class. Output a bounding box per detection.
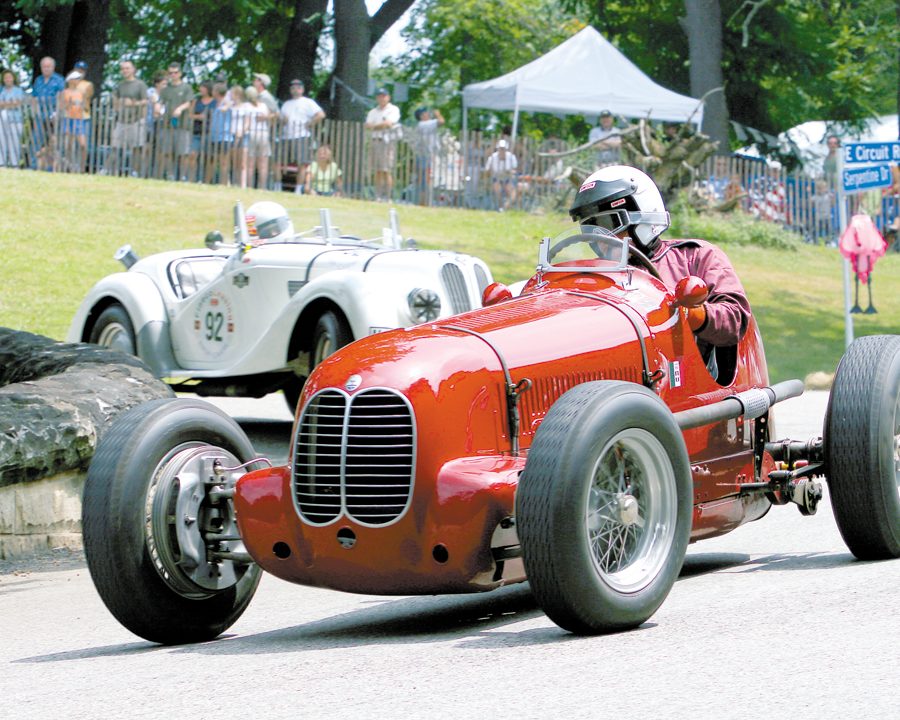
[193,290,235,357]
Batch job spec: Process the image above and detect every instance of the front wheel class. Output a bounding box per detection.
[825,334,900,559]
[283,310,353,412]
[82,398,262,644]
[88,303,137,356]
[517,381,692,634]
[311,310,353,368]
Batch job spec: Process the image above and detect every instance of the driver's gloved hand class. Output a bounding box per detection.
[687,304,708,332]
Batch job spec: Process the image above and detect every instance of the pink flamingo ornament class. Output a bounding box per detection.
[839,213,887,314]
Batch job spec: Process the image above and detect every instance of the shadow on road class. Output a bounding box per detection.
[679,552,750,578]
[12,548,865,662]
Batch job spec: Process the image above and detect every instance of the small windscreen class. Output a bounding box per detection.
[542,224,629,270]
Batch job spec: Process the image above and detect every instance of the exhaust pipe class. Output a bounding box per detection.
[674,379,804,431]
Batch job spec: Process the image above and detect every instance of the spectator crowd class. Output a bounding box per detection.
[1,55,897,243]
[0,56,469,204]
[0,56,340,193]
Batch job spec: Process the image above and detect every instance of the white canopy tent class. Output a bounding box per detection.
[461,26,704,140]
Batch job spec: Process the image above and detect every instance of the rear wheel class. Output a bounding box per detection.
[82,398,262,644]
[88,303,136,356]
[825,334,900,559]
[517,381,692,634]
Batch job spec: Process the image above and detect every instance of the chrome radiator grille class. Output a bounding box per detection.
[292,391,345,523]
[474,265,490,295]
[440,263,471,314]
[292,389,415,525]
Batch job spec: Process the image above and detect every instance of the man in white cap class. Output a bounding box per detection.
[588,110,622,166]
[364,87,401,201]
[253,73,279,114]
[484,138,518,211]
[276,78,324,192]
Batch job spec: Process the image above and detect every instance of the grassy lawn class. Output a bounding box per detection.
[1,168,896,383]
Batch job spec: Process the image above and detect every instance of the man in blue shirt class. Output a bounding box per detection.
[30,56,65,168]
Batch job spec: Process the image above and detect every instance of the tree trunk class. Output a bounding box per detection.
[330,0,414,121]
[369,0,414,49]
[65,0,111,88]
[332,0,372,121]
[33,4,74,81]
[682,0,730,154]
[276,0,328,102]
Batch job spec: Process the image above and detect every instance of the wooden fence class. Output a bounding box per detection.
[1,96,897,247]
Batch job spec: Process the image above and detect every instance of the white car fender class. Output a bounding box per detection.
[67,271,177,375]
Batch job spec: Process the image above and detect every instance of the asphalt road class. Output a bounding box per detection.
[1,390,897,720]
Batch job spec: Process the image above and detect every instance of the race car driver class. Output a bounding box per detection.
[246,200,295,244]
[569,165,752,353]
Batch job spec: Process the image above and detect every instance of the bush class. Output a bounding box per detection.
[668,194,801,251]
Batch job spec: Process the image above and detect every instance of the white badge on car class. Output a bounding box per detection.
[345,374,362,392]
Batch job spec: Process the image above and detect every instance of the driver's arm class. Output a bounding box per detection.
[656,240,751,347]
[689,246,751,347]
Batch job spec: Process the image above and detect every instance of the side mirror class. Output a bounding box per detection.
[674,276,709,308]
[205,230,225,250]
[482,282,513,307]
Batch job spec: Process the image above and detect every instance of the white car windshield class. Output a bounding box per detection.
[538,224,630,274]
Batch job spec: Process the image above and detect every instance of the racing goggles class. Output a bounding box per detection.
[256,215,292,240]
[587,209,670,235]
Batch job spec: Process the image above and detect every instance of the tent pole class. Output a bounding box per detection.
[462,100,469,208]
[511,92,520,143]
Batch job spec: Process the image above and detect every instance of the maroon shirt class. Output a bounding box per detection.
[651,238,751,347]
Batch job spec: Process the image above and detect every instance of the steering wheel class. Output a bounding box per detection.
[628,245,663,281]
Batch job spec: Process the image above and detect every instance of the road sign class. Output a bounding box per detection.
[842,163,893,194]
[842,141,900,165]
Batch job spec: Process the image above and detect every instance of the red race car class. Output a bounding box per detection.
[83,226,900,644]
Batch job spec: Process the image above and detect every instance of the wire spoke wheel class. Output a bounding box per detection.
[518,381,691,635]
[586,429,677,593]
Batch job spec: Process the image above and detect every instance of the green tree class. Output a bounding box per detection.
[723,0,897,133]
[2,0,112,88]
[564,0,898,141]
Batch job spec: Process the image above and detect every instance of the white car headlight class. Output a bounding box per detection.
[407,288,442,323]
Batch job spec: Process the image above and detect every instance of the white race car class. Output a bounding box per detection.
[68,202,493,409]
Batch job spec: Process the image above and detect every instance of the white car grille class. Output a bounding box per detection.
[441,263,471,314]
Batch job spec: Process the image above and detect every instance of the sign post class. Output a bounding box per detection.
[836,151,853,349]
[837,140,900,349]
